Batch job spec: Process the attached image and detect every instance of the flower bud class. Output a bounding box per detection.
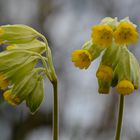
[26,77,44,113]
[0,24,39,44]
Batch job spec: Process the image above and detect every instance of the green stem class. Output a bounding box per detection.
[39,34,58,140]
[115,95,125,140]
[53,80,59,140]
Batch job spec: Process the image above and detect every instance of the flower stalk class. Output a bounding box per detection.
[115,95,125,140]
[52,80,59,140]
[40,34,59,140]
[71,17,139,140]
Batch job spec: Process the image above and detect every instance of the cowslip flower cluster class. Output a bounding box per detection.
[71,17,140,96]
[0,24,57,113]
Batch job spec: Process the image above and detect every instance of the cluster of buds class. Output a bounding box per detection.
[0,24,56,113]
[71,17,140,96]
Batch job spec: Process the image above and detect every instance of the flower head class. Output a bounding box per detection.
[116,80,134,95]
[71,50,91,69]
[3,90,20,105]
[114,22,139,45]
[96,65,113,81]
[91,25,113,47]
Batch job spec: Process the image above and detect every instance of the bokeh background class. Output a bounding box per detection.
[0,0,140,140]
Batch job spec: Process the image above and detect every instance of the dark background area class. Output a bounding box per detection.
[0,0,140,140]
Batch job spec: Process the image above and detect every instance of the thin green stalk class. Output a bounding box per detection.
[53,80,59,140]
[115,95,125,140]
[39,34,57,81]
[39,34,59,140]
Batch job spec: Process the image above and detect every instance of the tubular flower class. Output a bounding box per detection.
[0,74,9,90]
[96,65,113,81]
[3,90,20,105]
[116,80,134,95]
[91,25,113,47]
[114,22,139,45]
[71,50,92,69]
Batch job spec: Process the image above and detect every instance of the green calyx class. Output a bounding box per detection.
[82,40,104,61]
[100,17,119,30]
[26,76,44,113]
[0,24,40,44]
[113,46,140,89]
[7,39,46,54]
[97,45,140,94]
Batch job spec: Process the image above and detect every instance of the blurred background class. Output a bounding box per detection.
[0,0,140,140]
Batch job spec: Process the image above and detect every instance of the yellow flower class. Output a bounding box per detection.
[114,22,139,45]
[116,80,134,95]
[96,65,113,81]
[91,25,113,47]
[6,44,17,50]
[0,74,9,90]
[3,90,20,106]
[71,50,91,69]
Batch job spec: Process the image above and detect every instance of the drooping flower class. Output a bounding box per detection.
[26,76,44,113]
[3,90,20,105]
[96,65,113,81]
[91,25,113,47]
[0,24,39,44]
[116,80,134,95]
[71,50,92,69]
[6,40,46,54]
[114,22,139,45]
[3,70,44,113]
